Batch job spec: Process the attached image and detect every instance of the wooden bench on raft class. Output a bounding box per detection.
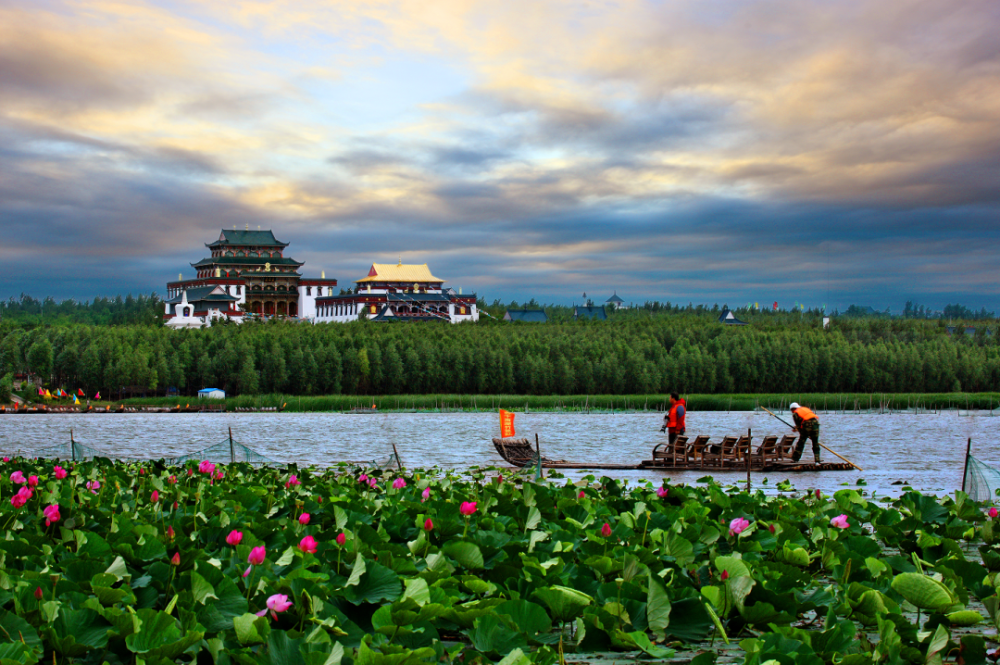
[492,437,561,468]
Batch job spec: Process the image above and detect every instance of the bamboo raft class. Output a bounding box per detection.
[492,434,854,472]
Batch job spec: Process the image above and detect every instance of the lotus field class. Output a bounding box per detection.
[3,459,1000,665]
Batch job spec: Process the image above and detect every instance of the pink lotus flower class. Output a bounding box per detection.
[171,552,181,566]
[392,478,406,489]
[830,514,850,529]
[86,480,100,494]
[2,457,9,463]
[424,518,433,531]
[656,487,668,498]
[285,474,301,489]
[815,489,821,500]
[729,517,750,536]
[459,501,477,516]
[257,593,293,620]
[359,474,368,483]
[226,530,243,546]
[9,470,25,484]
[43,504,60,526]
[53,466,67,480]
[989,507,998,519]
[215,471,224,480]
[150,490,159,503]
[768,524,776,534]
[140,468,145,475]
[578,490,585,499]
[10,487,31,509]
[298,513,310,525]
[248,545,266,566]
[299,535,318,554]
[336,533,346,546]
[421,487,431,502]
[496,474,504,484]
[243,566,252,578]
[167,526,175,540]
[198,460,216,475]
[187,468,193,476]
[601,522,612,538]
[368,478,377,489]
[168,475,177,484]
[721,570,730,581]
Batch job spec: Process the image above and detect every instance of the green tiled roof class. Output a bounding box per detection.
[165,286,238,305]
[206,229,289,248]
[191,256,303,268]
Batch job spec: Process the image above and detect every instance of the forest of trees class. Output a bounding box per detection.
[2,313,999,399]
[0,294,163,326]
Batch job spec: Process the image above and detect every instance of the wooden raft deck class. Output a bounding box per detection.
[492,437,855,472]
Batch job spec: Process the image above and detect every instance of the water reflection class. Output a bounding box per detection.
[1,410,996,497]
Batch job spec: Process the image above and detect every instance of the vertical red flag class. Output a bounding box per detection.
[772,302,778,311]
[499,409,516,438]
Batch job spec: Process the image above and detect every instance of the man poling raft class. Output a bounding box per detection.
[789,402,821,463]
[659,392,686,446]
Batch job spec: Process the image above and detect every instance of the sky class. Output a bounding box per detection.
[2,0,999,312]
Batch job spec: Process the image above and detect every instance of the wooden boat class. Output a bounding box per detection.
[492,435,854,472]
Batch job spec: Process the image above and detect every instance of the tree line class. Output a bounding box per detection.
[2,313,999,399]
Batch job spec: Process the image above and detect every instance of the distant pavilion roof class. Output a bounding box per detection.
[606,292,625,304]
[356,262,445,284]
[505,309,549,323]
[718,308,749,326]
[207,229,288,248]
[574,306,607,321]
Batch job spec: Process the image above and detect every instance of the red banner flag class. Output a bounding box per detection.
[95,392,101,400]
[499,409,516,438]
[78,389,85,397]
[772,302,778,311]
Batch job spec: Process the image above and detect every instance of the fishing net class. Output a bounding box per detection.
[21,439,110,461]
[165,437,278,467]
[964,455,1000,502]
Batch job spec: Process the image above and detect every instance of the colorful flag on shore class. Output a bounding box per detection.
[73,395,79,405]
[78,389,85,397]
[37,387,44,396]
[95,392,101,400]
[499,409,516,438]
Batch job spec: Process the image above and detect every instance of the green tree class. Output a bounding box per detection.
[27,338,54,384]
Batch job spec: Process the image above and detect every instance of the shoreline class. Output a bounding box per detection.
[10,391,1000,414]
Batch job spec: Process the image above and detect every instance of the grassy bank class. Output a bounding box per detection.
[70,391,1000,413]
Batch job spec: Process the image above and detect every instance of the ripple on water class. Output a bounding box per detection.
[0,410,997,497]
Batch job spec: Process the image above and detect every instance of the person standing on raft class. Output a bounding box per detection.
[660,393,686,445]
[790,402,821,463]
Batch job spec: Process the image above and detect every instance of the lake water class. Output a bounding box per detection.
[1,410,998,497]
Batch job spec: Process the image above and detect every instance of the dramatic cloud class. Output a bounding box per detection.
[2,0,999,311]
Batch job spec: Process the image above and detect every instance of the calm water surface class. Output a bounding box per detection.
[1,410,997,497]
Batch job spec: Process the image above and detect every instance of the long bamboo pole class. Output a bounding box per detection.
[757,405,863,471]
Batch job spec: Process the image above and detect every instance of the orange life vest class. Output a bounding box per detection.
[667,399,687,431]
[793,406,817,422]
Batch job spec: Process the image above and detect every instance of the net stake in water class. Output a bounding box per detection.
[962,437,972,494]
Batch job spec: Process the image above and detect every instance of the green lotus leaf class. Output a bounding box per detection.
[890,573,956,611]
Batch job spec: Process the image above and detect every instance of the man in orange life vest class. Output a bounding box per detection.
[790,402,821,463]
[660,393,686,445]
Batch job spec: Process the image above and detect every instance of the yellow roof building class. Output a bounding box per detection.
[355,261,445,284]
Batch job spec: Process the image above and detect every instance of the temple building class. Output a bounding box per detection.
[164,229,337,327]
[314,260,478,324]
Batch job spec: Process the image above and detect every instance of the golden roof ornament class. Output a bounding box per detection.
[265,262,271,272]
